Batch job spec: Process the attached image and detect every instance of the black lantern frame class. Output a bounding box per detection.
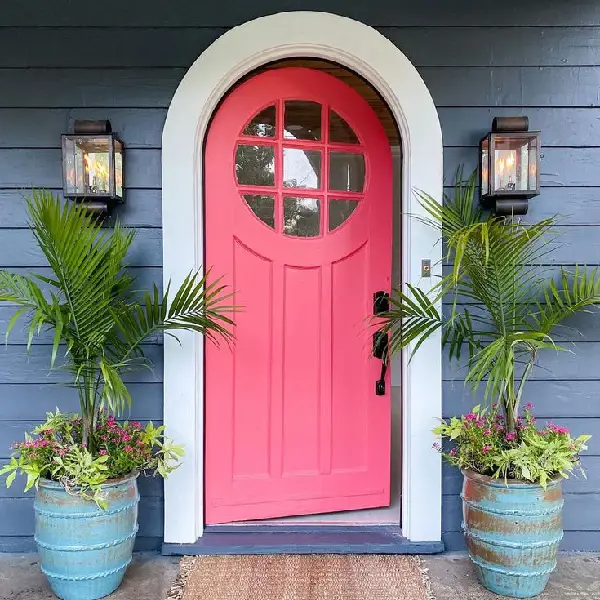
[479,117,540,216]
[61,120,124,215]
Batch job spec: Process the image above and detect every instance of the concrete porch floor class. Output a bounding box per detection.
[0,554,180,600]
[423,554,600,600]
[1,552,599,599]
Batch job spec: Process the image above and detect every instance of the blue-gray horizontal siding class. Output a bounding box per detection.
[0,0,599,552]
[1,27,600,68]
[2,67,600,108]
[1,0,599,27]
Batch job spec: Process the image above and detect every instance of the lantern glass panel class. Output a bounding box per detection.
[480,136,489,195]
[492,135,536,194]
[114,139,124,199]
[527,136,538,191]
[64,136,112,196]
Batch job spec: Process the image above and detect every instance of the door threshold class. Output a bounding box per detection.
[162,524,444,556]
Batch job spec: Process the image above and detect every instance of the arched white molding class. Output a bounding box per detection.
[162,11,443,544]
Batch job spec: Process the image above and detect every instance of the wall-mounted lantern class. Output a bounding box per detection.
[480,116,540,216]
[61,120,124,215]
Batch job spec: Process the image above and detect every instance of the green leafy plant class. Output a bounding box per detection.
[378,170,598,472]
[1,410,183,507]
[433,404,590,487]
[0,190,232,460]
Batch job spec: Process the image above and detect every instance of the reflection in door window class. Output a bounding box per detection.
[242,105,276,138]
[243,194,275,229]
[329,152,365,192]
[329,199,358,231]
[236,145,275,186]
[329,110,359,144]
[283,148,321,189]
[284,101,322,140]
[283,197,320,237]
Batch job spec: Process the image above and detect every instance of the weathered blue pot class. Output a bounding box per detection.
[462,470,563,598]
[34,473,139,600]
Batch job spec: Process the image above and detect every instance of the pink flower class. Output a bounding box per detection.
[32,439,51,448]
[549,423,569,435]
[465,413,477,422]
[131,422,142,430]
[524,403,534,410]
[124,446,133,453]
[496,425,505,433]
[57,448,67,457]
[483,429,492,436]
[449,448,457,457]
[482,445,492,455]
[432,442,441,451]
[121,433,131,442]
[505,433,517,442]
[99,449,108,456]
[81,443,87,448]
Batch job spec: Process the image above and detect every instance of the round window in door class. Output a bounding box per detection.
[235,99,367,236]
[205,67,393,524]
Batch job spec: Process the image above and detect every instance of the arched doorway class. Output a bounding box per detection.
[162,11,443,546]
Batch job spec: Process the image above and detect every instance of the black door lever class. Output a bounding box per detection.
[373,291,389,396]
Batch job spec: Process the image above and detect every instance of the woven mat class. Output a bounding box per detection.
[172,555,432,600]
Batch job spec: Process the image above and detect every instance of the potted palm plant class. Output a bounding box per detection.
[0,191,232,600]
[378,172,594,598]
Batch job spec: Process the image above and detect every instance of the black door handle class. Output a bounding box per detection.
[373,291,389,396]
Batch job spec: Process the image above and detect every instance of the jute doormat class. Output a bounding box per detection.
[167,555,434,600]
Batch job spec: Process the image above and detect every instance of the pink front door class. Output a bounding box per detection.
[205,67,393,524]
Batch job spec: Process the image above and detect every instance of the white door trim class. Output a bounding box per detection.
[161,11,443,544]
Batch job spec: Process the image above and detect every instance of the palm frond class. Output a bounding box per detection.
[0,270,60,350]
[415,168,482,237]
[98,357,133,415]
[26,190,135,349]
[378,283,442,361]
[443,306,487,363]
[529,265,600,334]
[110,270,234,365]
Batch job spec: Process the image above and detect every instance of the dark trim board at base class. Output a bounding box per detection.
[161,525,444,556]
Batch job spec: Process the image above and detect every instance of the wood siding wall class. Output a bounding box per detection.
[1,0,600,551]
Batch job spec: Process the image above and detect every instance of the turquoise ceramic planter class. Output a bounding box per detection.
[34,474,139,600]
[462,470,563,598]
